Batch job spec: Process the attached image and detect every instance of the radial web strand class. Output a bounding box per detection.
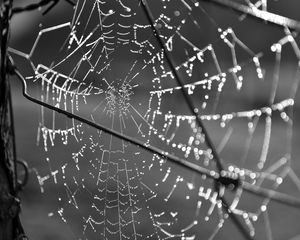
[10,0,300,239]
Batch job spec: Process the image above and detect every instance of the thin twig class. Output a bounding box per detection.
[10,53,300,210]
[12,0,75,15]
[12,66,218,181]
[199,0,300,31]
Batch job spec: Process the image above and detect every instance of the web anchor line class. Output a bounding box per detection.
[12,63,300,240]
[10,58,300,209]
[140,0,225,173]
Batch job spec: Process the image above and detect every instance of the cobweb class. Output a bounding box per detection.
[10,0,300,239]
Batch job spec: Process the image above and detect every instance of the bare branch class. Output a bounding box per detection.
[199,0,300,31]
[12,0,75,15]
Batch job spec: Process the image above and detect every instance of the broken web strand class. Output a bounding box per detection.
[8,0,300,239]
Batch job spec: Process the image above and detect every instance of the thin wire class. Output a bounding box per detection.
[7,0,300,237]
[139,0,225,173]
[199,0,300,209]
[138,0,300,238]
[242,182,300,208]
[12,66,300,209]
[139,0,253,238]
[12,67,218,181]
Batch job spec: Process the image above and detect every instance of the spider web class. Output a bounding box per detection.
[10,0,300,239]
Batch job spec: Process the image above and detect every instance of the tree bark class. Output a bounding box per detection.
[0,0,20,239]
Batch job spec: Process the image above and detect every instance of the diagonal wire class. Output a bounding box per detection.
[12,66,217,181]
[10,63,300,210]
[9,0,300,237]
[139,0,255,238]
[139,0,225,173]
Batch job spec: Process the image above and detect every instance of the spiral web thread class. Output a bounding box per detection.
[9,0,300,239]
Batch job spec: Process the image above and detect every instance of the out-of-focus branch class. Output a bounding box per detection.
[199,0,300,31]
[12,0,75,15]
[0,0,27,239]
